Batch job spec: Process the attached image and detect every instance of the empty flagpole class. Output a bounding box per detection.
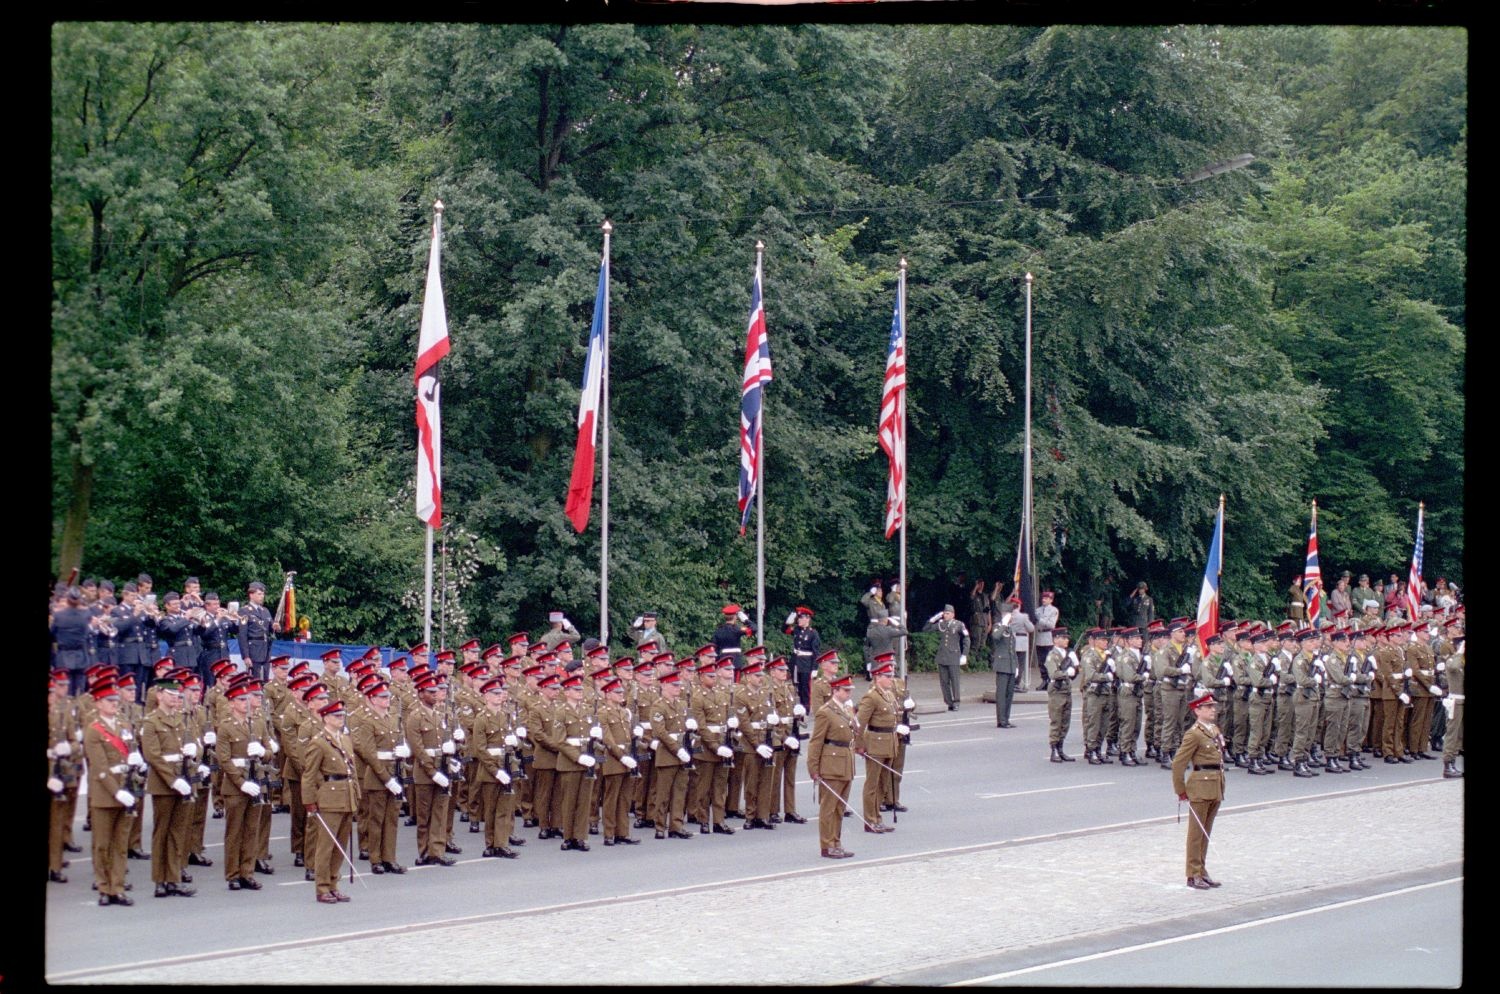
[600,220,612,644]
[1020,271,1034,691]
[755,240,766,645]
[897,258,909,678]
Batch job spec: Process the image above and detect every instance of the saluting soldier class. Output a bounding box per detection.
[649,670,695,839]
[714,603,757,672]
[1171,693,1226,890]
[303,699,360,903]
[82,678,139,905]
[784,606,821,709]
[1044,628,1077,762]
[856,658,901,832]
[922,604,970,711]
[807,673,860,859]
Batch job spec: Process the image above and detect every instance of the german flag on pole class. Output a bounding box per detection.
[273,571,297,635]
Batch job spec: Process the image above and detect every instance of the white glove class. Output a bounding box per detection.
[1431,686,1444,697]
[115,789,137,808]
[1404,668,1413,678]
[650,739,660,750]
[676,748,692,763]
[794,703,807,717]
[203,731,217,746]
[716,745,734,759]
[448,758,463,775]
[727,716,740,729]
[394,743,412,759]
[1221,677,1232,687]
[959,655,968,667]
[562,616,574,629]
[385,777,403,795]
[182,742,199,758]
[47,777,64,794]
[631,725,643,739]
[632,616,644,629]
[1180,663,1192,674]
[1442,697,1456,719]
[1398,693,1411,705]
[54,741,72,757]
[902,698,915,710]
[928,612,943,624]
[516,726,528,739]
[756,744,774,760]
[504,734,519,748]
[578,753,596,768]
[432,772,450,788]
[1314,674,1323,685]
[589,725,603,740]
[784,735,799,750]
[896,724,910,736]
[198,764,210,778]
[621,755,638,770]
[128,750,146,769]
[269,738,280,754]
[452,727,466,742]
[171,778,192,796]
[247,741,266,758]
[1436,662,1446,672]
[240,780,262,797]
[74,728,84,742]
[685,718,699,731]
[1066,667,1078,679]
[766,713,780,726]
[1270,674,1279,685]
[441,740,456,755]
[736,610,749,624]
[785,612,797,627]
[870,585,880,596]
[498,770,512,785]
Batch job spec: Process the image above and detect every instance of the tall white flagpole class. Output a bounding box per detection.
[755,240,766,645]
[421,202,445,650]
[897,258,909,679]
[600,220,612,644]
[1020,271,1034,691]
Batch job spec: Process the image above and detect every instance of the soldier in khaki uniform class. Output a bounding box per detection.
[547,673,600,851]
[1374,628,1411,763]
[1079,629,1114,765]
[767,657,806,824]
[855,658,901,832]
[1440,634,1464,778]
[82,679,140,905]
[1244,632,1278,774]
[524,672,562,839]
[732,658,778,829]
[628,659,660,829]
[352,678,408,873]
[597,676,642,846]
[217,676,268,889]
[688,662,736,834]
[807,674,861,858]
[1320,630,1355,773]
[47,674,84,883]
[178,673,215,870]
[472,675,522,858]
[1114,628,1148,766]
[406,671,458,866]
[649,670,695,838]
[1344,630,1376,770]
[303,699,360,903]
[1271,626,1299,769]
[142,678,197,896]
[1171,693,1226,889]
[1154,621,1193,766]
[1403,627,1442,761]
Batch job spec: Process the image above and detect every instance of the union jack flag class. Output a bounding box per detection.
[737,259,772,534]
[1405,503,1425,620]
[878,279,906,539]
[1303,501,1322,623]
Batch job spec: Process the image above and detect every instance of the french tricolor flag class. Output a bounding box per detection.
[1196,499,1224,654]
[565,258,608,533]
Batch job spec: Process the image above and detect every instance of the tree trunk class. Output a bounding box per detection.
[56,452,93,580]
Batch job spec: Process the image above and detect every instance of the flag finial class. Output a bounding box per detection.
[900,257,908,272]
[755,239,764,252]
[601,219,612,234]
[433,200,444,214]
[1025,271,1033,285]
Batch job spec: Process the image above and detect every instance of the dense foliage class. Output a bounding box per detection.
[52,24,1465,648]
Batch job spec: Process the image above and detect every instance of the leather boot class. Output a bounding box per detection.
[1050,744,1064,763]
[1057,744,1076,762]
[1086,748,1102,765]
[1443,761,1463,779]
[1293,760,1316,778]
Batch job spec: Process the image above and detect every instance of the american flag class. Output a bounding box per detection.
[1303,500,1322,623]
[1405,503,1425,619]
[737,258,772,534]
[878,278,906,539]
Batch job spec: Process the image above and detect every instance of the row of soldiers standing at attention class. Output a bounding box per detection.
[50,602,923,904]
[1040,612,1465,779]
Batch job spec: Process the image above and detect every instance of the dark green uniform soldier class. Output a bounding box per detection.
[1044,629,1076,762]
[1079,630,1113,764]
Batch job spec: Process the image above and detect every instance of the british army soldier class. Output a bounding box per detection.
[768,656,806,825]
[352,677,408,874]
[1171,693,1226,890]
[596,676,642,846]
[303,699,360,903]
[217,676,268,890]
[649,670,695,839]
[238,581,275,682]
[82,678,139,905]
[807,673,861,859]
[855,657,902,833]
[141,678,197,897]
[688,660,735,835]
[784,606,821,709]
[405,671,458,866]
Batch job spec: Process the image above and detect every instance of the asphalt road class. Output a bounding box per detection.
[41,688,1464,985]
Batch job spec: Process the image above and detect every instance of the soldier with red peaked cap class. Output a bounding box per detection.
[1172,693,1225,890]
[83,678,137,904]
[807,674,861,859]
[713,603,756,671]
[304,699,358,903]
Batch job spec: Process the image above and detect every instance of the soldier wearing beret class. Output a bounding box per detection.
[923,603,970,710]
[1172,693,1225,890]
[1044,628,1077,762]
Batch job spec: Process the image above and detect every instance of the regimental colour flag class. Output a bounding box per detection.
[565,258,608,533]
[878,279,907,539]
[1195,498,1224,654]
[1406,503,1425,620]
[414,206,450,529]
[1303,500,1322,624]
[737,258,773,535]
[273,573,296,636]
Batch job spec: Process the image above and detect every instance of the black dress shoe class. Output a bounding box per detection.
[383,862,408,874]
[668,830,693,840]
[372,861,386,873]
[574,840,590,851]
[496,847,518,858]
[305,869,316,881]
[359,850,371,860]
[64,842,82,854]
[768,814,782,824]
[128,848,151,861]
[724,810,742,820]
[508,836,527,846]
[111,893,134,906]
[785,813,808,824]
[82,818,92,832]
[188,852,214,867]
[589,825,600,835]
[615,836,640,845]
[294,853,305,867]
[700,824,711,835]
[180,872,193,884]
[1186,877,1212,890]
[482,846,499,857]
[712,823,736,835]
[459,812,469,822]
[1199,874,1221,888]
[175,885,196,897]
[404,816,418,826]
[49,870,68,884]
[1399,755,1415,764]
[687,815,701,825]
[212,808,224,819]
[523,818,540,828]
[655,830,667,839]
[155,883,173,898]
[634,818,655,829]
[255,859,274,875]
[469,823,482,833]
[228,878,242,890]
[99,894,112,906]
[240,876,262,890]
[434,855,456,866]
[444,843,463,854]
[604,837,617,846]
